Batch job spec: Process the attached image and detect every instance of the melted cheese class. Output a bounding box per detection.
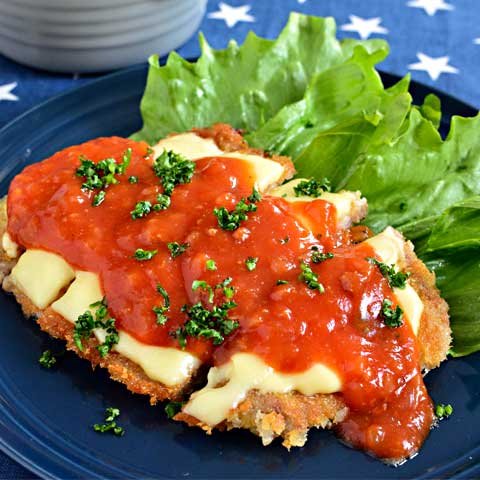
[269,178,367,228]
[10,249,75,309]
[153,133,285,192]
[366,227,423,335]
[12,250,200,386]
[2,232,19,258]
[153,132,223,160]
[184,353,341,426]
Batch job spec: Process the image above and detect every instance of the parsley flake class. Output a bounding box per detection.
[380,299,404,328]
[73,298,119,357]
[167,242,189,258]
[171,300,239,348]
[39,350,56,369]
[128,175,138,184]
[245,256,258,271]
[153,283,170,325]
[133,248,158,261]
[131,200,152,220]
[247,187,262,203]
[214,198,257,231]
[311,246,334,264]
[153,150,195,196]
[293,177,331,197]
[76,148,131,206]
[276,280,288,285]
[367,257,410,289]
[435,403,453,419]
[165,401,185,419]
[299,261,324,292]
[153,194,171,211]
[93,407,124,437]
[192,280,215,304]
[279,236,290,244]
[206,259,217,271]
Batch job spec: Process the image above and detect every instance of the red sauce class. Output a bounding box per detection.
[7,137,434,461]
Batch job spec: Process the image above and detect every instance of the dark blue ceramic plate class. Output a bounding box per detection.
[0,64,478,479]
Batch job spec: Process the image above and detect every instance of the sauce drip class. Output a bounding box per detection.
[7,137,434,461]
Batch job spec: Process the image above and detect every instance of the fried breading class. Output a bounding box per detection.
[175,231,451,449]
[0,127,451,453]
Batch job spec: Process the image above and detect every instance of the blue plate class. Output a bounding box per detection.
[0,64,478,479]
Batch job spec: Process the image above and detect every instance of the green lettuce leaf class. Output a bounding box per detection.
[421,197,480,356]
[132,12,480,357]
[132,13,387,144]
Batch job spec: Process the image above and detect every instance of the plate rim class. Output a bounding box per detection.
[0,62,478,480]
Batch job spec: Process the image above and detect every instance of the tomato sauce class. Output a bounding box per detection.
[7,137,434,461]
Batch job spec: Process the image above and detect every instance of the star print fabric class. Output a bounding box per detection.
[0,0,478,131]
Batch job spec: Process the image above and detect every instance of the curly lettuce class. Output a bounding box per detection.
[133,13,480,356]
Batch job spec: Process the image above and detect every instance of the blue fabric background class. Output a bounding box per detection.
[0,0,478,477]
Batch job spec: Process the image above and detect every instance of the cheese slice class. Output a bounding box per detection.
[10,249,75,309]
[8,249,199,387]
[2,232,19,259]
[153,133,285,192]
[366,227,423,335]
[269,178,367,228]
[153,132,223,160]
[184,352,341,426]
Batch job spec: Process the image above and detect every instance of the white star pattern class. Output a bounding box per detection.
[340,15,388,40]
[0,82,18,102]
[208,2,255,28]
[407,0,454,16]
[408,53,459,81]
[297,0,307,3]
[474,38,480,45]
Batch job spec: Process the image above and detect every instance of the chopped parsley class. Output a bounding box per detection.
[216,277,235,298]
[153,283,170,325]
[214,188,261,231]
[133,248,158,261]
[152,150,195,196]
[311,246,334,264]
[167,242,189,258]
[128,175,138,184]
[93,407,124,437]
[192,280,214,304]
[435,403,453,419]
[38,350,56,369]
[76,148,131,206]
[367,257,410,289]
[380,299,404,328]
[192,277,234,304]
[153,194,171,211]
[206,259,217,271]
[92,190,106,207]
[299,261,324,292]
[279,236,290,244]
[172,300,239,348]
[293,177,331,197]
[247,187,262,203]
[73,298,119,357]
[276,280,289,285]
[165,401,185,419]
[245,256,258,271]
[131,200,152,219]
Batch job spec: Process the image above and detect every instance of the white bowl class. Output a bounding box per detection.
[0,0,206,73]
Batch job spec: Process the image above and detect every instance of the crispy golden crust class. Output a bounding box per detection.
[0,135,451,451]
[177,391,348,449]
[192,123,296,185]
[176,234,451,449]
[404,240,451,369]
[1,275,188,404]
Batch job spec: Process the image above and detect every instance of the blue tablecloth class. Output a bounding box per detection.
[0,0,478,477]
